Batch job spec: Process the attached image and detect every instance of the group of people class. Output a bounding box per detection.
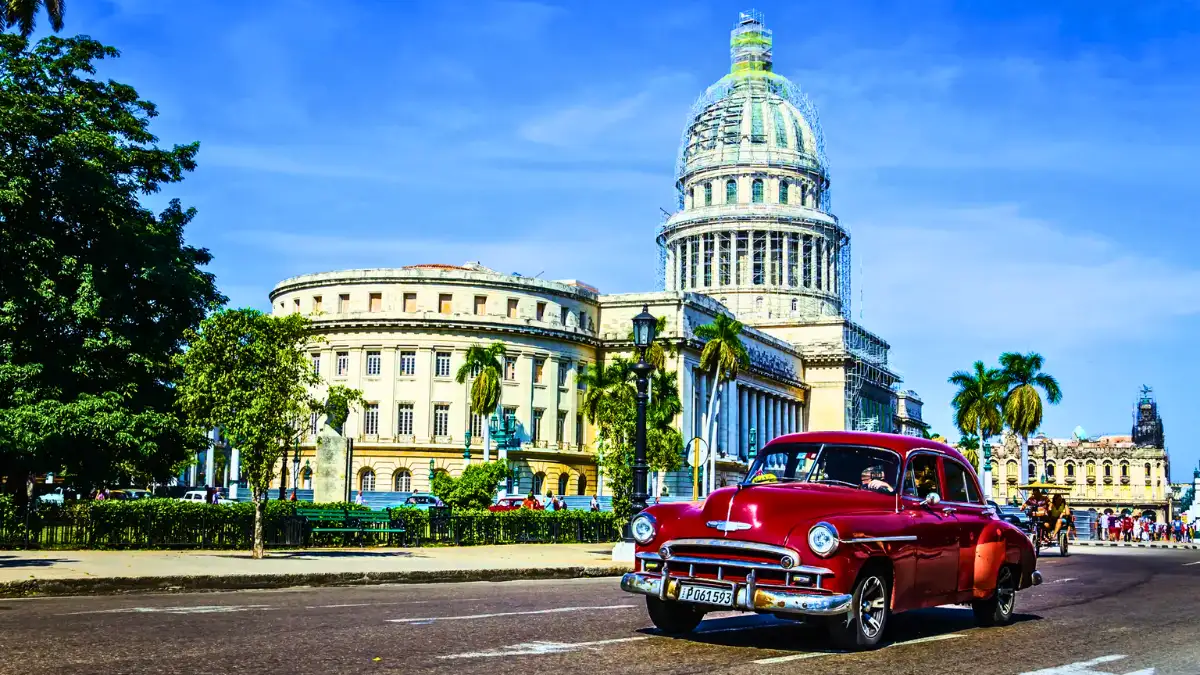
[1096,512,1195,543]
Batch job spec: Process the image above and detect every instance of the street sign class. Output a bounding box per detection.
[686,438,710,467]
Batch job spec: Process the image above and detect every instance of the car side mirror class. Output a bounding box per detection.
[921,492,941,507]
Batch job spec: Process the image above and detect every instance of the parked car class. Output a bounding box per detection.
[989,500,1032,531]
[36,486,76,505]
[397,493,444,510]
[489,496,543,512]
[621,431,1041,650]
[179,490,233,505]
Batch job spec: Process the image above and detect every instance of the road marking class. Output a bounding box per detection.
[387,604,636,624]
[306,598,482,609]
[64,604,274,615]
[1020,654,1155,675]
[1182,561,1200,566]
[438,637,649,659]
[751,632,963,665]
[1050,577,1078,584]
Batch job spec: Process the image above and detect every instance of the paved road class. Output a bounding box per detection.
[0,548,1196,675]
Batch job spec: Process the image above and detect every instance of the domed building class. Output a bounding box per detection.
[209,11,921,503]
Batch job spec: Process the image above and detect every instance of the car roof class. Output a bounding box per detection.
[765,431,975,472]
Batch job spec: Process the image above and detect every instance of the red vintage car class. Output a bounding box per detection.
[621,431,1041,650]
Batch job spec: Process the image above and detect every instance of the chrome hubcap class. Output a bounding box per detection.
[858,576,886,638]
[996,567,1015,615]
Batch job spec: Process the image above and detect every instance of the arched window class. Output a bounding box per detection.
[1006,460,1018,483]
[1046,462,1056,479]
[1144,463,1151,477]
[1027,461,1036,480]
[359,468,376,492]
[301,467,313,490]
[1087,460,1095,476]
[704,182,712,206]
[1121,462,1129,478]
[778,180,788,204]
[800,183,809,206]
[726,179,737,204]
[558,473,570,497]
[752,178,764,203]
[1104,462,1112,477]
[689,186,695,208]
[755,297,763,311]
[772,105,788,147]
[533,471,546,494]
[394,469,411,492]
[790,298,798,312]
[1066,462,1075,477]
[577,474,587,496]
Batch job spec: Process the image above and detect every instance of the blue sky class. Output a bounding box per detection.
[60,0,1200,480]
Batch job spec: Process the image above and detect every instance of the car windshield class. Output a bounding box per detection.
[743,442,900,494]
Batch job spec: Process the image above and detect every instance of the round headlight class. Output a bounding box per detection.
[630,513,657,545]
[807,522,840,557]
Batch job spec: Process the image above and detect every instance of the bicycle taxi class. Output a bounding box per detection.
[1017,481,1073,556]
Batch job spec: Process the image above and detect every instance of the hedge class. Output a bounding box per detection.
[0,496,621,550]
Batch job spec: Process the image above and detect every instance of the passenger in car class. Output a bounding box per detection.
[859,466,893,493]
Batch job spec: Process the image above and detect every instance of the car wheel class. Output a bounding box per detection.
[826,571,890,650]
[1058,531,1069,556]
[645,597,704,634]
[973,564,1017,627]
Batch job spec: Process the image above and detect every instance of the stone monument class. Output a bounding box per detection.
[312,425,349,504]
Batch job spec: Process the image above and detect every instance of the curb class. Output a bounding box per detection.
[1074,540,1199,550]
[0,564,632,599]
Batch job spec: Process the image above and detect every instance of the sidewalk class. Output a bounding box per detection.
[1075,539,1199,550]
[0,544,630,598]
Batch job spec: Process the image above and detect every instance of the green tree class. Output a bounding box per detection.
[998,352,1062,483]
[956,434,981,470]
[430,461,509,510]
[0,35,224,496]
[694,314,749,495]
[322,385,364,435]
[579,359,637,517]
[1,0,63,37]
[949,361,1005,482]
[647,368,683,497]
[176,309,320,558]
[627,316,673,372]
[455,342,506,459]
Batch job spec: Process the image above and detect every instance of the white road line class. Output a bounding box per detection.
[387,604,636,624]
[438,637,650,659]
[1050,577,1078,584]
[64,604,275,616]
[751,632,964,665]
[1019,654,1151,675]
[1182,560,1200,566]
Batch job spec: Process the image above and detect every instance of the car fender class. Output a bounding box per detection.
[973,520,1037,597]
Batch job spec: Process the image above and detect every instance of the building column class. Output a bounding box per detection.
[739,387,749,459]
[756,391,766,450]
[204,429,216,487]
[666,244,676,292]
[726,380,739,461]
[775,398,783,439]
[681,366,694,449]
[228,447,240,500]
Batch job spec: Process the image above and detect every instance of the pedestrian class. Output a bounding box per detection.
[547,491,558,511]
[354,491,364,506]
[590,495,600,512]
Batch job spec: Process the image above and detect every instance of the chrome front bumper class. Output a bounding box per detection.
[621,572,853,616]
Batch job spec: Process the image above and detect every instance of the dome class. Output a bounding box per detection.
[675,11,829,210]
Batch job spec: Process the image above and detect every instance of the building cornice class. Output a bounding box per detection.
[306,316,603,348]
[271,268,600,304]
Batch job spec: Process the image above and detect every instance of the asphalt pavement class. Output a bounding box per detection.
[0,547,1196,675]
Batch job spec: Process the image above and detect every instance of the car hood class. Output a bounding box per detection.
[657,482,891,549]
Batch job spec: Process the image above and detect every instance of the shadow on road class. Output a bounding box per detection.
[639,605,1041,652]
[0,554,75,568]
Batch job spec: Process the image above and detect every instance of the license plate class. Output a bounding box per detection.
[677,583,734,607]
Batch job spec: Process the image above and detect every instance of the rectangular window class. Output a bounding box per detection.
[560,306,569,325]
[474,296,486,315]
[338,294,350,313]
[398,350,416,376]
[532,409,544,441]
[435,351,451,378]
[312,296,322,313]
[311,353,321,376]
[293,298,300,312]
[558,361,569,387]
[534,358,545,384]
[750,101,765,143]
[577,362,587,390]
[507,298,519,318]
[536,302,546,321]
[433,404,450,437]
[903,454,942,499]
[504,356,517,381]
[943,460,980,503]
[556,411,567,443]
[471,413,485,438]
[309,411,320,435]
[772,104,788,148]
[365,351,381,376]
[579,311,588,330]
[503,406,518,437]
[369,293,382,312]
[396,403,414,435]
[439,293,452,314]
[363,403,379,435]
[403,293,417,313]
[336,351,349,377]
[704,182,712,206]
[576,414,584,446]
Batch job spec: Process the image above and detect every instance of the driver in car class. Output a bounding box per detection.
[860,465,893,493]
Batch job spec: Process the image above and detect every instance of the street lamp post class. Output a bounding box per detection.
[630,305,657,514]
[290,442,300,501]
[464,431,472,461]
[429,459,436,483]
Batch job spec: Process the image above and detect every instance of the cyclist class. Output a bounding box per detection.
[1049,494,1071,542]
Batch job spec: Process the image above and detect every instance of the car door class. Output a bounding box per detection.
[901,452,960,604]
[941,457,991,596]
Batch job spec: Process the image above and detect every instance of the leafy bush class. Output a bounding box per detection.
[430,461,508,510]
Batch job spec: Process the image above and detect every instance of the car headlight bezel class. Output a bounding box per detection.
[807,521,840,557]
[630,512,658,545]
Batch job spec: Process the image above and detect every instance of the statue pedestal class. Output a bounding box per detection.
[313,426,349,504]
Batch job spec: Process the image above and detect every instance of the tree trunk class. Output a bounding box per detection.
[252,491,266,559]
[701,375,723,496]
[1018,434,1030,485]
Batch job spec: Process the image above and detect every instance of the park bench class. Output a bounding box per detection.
[295,508,407,546]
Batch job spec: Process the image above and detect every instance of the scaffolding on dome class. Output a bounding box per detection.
[843,323,894,431]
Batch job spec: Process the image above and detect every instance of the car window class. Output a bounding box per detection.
[904,454,941,499]
[746,442,898,493]
[943,460,981,504]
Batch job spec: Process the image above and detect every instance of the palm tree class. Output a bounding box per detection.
[956,435,981,471]
[998,352,1062,484]
[1,0,64,36]
[647,368,684,498]
[694,314,749,496]
[455,342,506,461]
[949,361,1005,494]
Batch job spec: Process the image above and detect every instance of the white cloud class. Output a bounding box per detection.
[853,204,1200,346]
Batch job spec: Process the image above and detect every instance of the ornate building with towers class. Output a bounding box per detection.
[226,12,920,503]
